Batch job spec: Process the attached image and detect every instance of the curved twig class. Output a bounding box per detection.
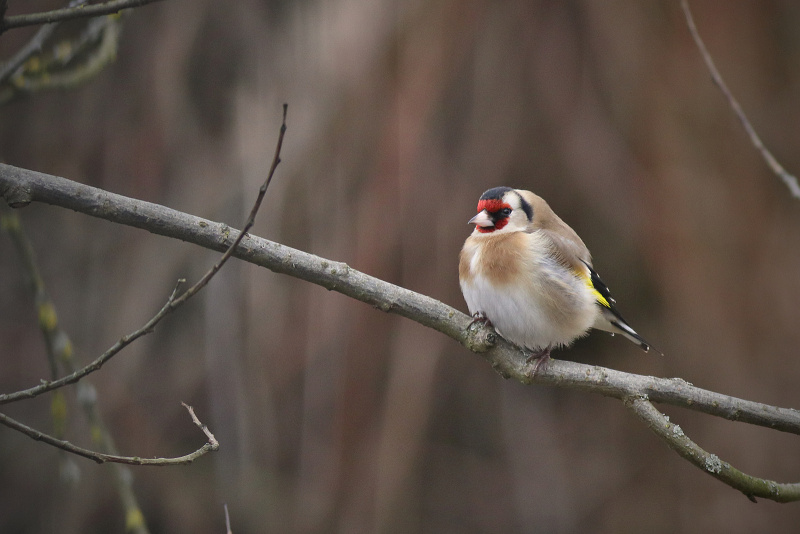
[0,1,121,99]
[0,403,217,465]
[681,0,800,199]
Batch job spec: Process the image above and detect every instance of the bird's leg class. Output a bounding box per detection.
[525,346,551,376]
[468,311,494,329]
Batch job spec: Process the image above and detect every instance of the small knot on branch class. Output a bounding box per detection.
[463,322,497,353]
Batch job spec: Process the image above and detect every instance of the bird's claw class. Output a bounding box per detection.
[469,311,494,329]
[525,346,551,377]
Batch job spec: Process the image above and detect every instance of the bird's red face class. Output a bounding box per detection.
[471,198,512,233]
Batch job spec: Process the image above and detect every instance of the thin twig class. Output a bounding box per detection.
[681,0,800,199]
[224,503,232,534]
[0,0,164,33]
[164,103,287,310]
[0,280,184,405]
[0,104,287,406]
[181,402,219,450]
[0,406,218,465]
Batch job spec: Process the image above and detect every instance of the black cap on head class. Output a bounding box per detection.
[479,186,513,201]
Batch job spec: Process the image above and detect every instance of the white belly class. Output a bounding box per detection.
[460,262,597,351]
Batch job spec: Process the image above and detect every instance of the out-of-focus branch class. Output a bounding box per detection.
[0,17,60,87]
[0,0,163,33]
[0,12,123,104]
[224,504,232,534]
[0,403,218,465]
[681,0,800,199]
[0,2,92,89]
[0,208,65,383]
[1,206,150,534]
[1,159,799,501]
[3,15,120,98]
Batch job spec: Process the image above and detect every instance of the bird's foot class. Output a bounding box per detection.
[469,311,494,329]
[525,346,551,377]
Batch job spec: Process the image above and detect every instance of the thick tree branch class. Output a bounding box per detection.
[0,0,164,34]
[2,162,800,500]
[681,0,800,199]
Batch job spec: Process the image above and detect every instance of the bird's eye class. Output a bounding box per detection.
[500,207,512,217]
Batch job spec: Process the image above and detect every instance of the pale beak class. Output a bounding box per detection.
[468,210,493,227]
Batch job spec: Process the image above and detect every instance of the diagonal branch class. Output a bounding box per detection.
[0,279,184,405]
[681,0,800,199]
[626,396,800,502]
[2,161,800,500]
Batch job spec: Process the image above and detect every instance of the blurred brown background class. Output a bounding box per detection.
[3,0,800,532]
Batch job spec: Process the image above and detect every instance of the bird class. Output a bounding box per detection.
[459,186,657,370]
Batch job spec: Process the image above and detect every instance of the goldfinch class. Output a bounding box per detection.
[459,186,657,367]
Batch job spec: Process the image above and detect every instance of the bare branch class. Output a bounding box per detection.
[181,402,219,450]
[0,0,164,33]
[681,0,800,199]
[0,280,184,405]
[0,162,798,425]
[3,159,800,499]
[626,396,800,503]
[0,405,218,465]
[0,165,789,402]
